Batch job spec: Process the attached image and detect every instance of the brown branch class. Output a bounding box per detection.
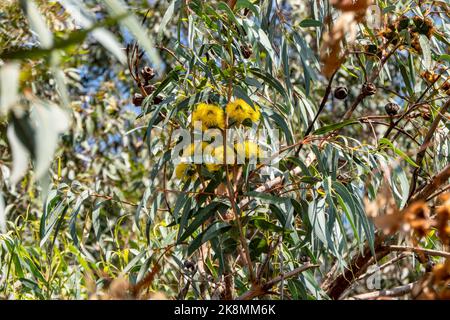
[294,70,337,156]
[358,119,421,145]
[321,235,388,299]
[381,245,450,259]
[411,164,450,202]
[408,99,450,201]
[355,253,409,282]
[227,0,237,10]
[340,43,402,122]
[237,263,319,300]
[348,282,416,300]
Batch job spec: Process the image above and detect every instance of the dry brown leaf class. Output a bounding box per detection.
[364,173,402,235]
[321,1,373,78]
[331,0,373,12]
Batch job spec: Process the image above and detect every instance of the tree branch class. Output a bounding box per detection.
[237,263,319,300]
[411,164,450,202]
[408,99,450,200]
[348,282,416,300]
[381,245,450,259]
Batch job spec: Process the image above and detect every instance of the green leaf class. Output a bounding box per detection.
[178,202,228,243]
[249,68,288,100]
[59,0,126,63]
[187,222,231,256]
[379,138,419,167]
[235,0,259,16]
[252,217,285,233]
[245,191,287,204]
[313,120,359,135]
[437,54,450,63]
[299,19,322,28]
[418,34,432,69]
[158,0,177,42]
[104,0,162,71]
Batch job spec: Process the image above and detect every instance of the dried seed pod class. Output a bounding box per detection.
[413,16,434,38]
[183,260,196,271]
[395,15,410,31]
[366,44,378,54]
[365,44,383,59]
[440,80,450,94]
[153,95,163,105]
[421,70,439,83]
[362,82,377,96]
[334,86,348,100]
[410,33,422,54]
[241,44,253,59]
[143,84,156,95]
[380,27,396,41]
[132,93,144,106]
[385,102,400,116]
[421,104,432,121]
[141,66,155,81]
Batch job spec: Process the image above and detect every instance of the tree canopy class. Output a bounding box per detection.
[0,0,449,300]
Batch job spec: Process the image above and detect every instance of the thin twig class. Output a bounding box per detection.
[408,99,450,201]
[237,263,319,300]
[348,282,416,300]
[381,245,450,259]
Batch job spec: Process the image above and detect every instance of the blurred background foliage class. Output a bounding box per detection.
[0,0,449,300]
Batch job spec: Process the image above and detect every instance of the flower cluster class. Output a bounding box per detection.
[174,141,262,180]
[175,99,263,181]
[226,99,260,124]
[192,103,225,131]
[191,99,260,131]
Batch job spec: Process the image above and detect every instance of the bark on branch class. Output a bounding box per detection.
[348,282,416,300]
[237,263,319,300]
[381,245,450,259]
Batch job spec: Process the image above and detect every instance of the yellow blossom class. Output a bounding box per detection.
[226,99,260,124]
[181,142,207,157]
[235,141,260,160]
[192,103,225,130]
[174,163,196,180]
[205,145,234,172]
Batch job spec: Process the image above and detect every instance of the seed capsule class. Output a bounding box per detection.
[362,82,377,96]
[440,80,450,94]
[141,66,155,81]
[334,86,348,100]
[132,93,144,106]
[421,104,432,121]
[154,95,163,104]
[413,16,434,39]
[396,15,410,31]
[143,84,156,95]
[385,102,400,116]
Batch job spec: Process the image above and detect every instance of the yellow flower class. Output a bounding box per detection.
[235,141,260,161]
[192,103,225,130]
[181,142,207,157]
[205,145,234,172]
[174,163,196,180]
[226,99,260,123]
[247,104,260,123]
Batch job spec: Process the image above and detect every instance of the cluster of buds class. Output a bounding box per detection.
[379,15,435,54]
